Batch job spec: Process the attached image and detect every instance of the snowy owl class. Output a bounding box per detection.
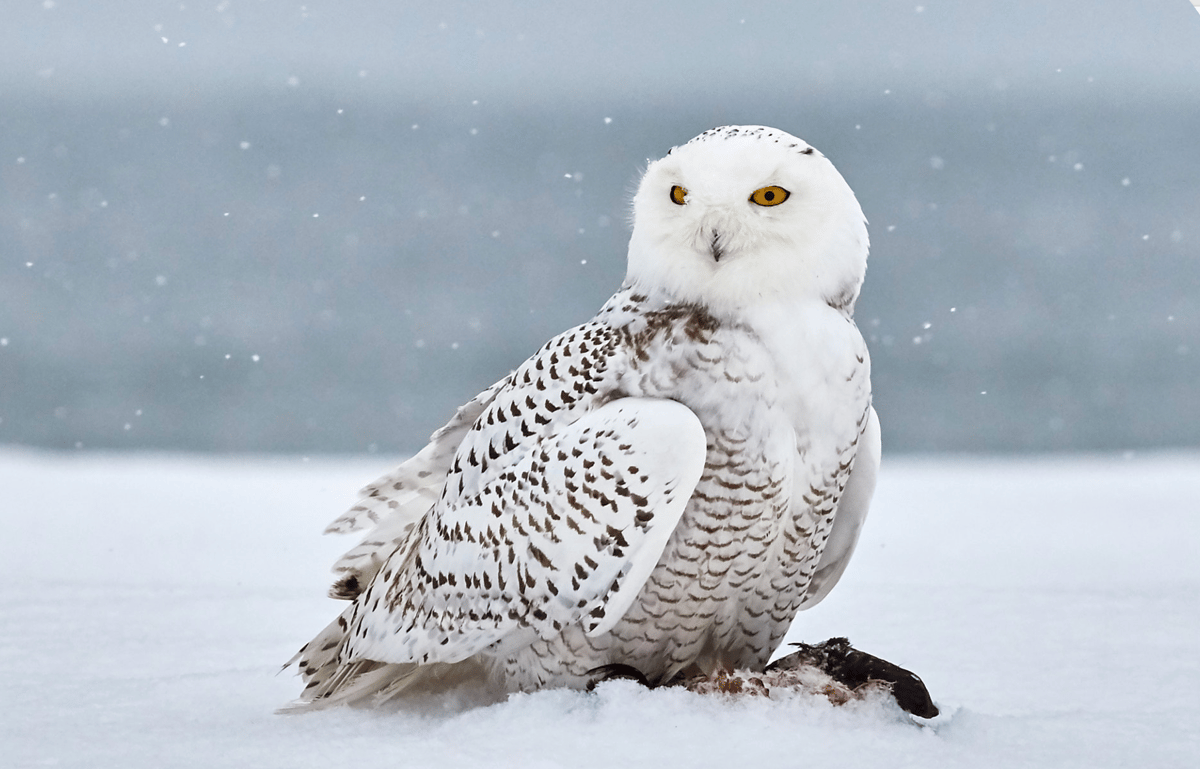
[287,125,889,710]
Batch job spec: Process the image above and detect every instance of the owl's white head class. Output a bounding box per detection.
[625,126,869,317]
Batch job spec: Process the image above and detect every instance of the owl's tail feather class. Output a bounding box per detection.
[279,608,497,712]
[278,605,354,711]
[281,658,497,713]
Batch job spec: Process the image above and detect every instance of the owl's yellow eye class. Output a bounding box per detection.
[750,186,790,207]
[669,185,688,206]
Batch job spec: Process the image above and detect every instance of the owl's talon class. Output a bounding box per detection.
[584,663,654,691]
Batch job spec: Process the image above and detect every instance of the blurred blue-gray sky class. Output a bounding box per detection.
[2,1,1198,454]
[3,1,1197,99]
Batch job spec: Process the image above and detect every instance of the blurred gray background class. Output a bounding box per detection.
[1,0,1198,455]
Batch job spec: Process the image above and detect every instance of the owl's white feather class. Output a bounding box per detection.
[286,125,878,708]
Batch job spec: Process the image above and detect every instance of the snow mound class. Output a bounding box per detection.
[1,450,1197,768]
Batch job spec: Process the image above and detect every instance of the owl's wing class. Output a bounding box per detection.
[341,397,708,666]
[798,406,880,609]
[322,375,513,589]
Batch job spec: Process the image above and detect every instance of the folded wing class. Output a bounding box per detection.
[341,397,708,666]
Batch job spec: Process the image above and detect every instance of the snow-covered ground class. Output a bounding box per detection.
[1,449,1197,768]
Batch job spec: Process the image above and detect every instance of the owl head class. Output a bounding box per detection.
[625,126,869,316]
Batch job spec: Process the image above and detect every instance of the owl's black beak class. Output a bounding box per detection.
[710,230,724,262]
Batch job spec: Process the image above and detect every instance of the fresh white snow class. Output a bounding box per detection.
[1,449,1197,768]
